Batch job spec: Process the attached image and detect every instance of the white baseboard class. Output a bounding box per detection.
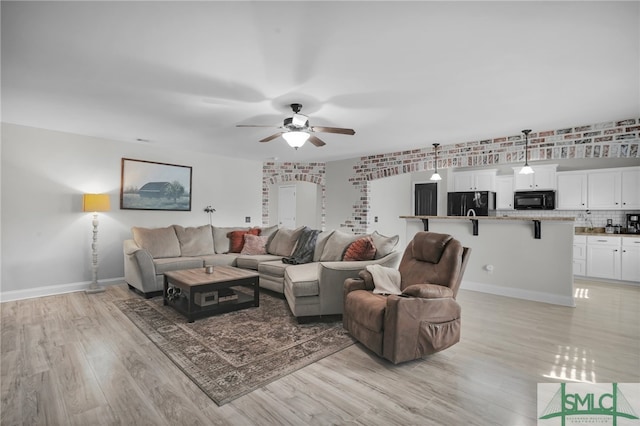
[0,277,125,303]
[460,280,576,307]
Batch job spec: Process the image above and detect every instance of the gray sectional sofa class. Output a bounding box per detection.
[123,224,401,320]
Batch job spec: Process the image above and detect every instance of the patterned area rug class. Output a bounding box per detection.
[114,291,354,405]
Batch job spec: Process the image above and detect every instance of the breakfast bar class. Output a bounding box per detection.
[401,215,576,307]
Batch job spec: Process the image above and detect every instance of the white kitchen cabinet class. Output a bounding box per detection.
[587,167,640,210]
[621,168,640,209]
[588,170,621,209]
[513,164,557,191]
[621,237,640,282]
[452,169,497,192]
[496,176,514,209]
[573,235,587,276]
[556,172,587,210]
[586,236,621,280]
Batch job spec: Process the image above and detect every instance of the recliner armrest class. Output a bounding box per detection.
[402,283,454,299]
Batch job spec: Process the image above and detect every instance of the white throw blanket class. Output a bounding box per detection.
[366,264,402,295]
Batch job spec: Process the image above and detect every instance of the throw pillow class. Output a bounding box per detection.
[366,264,402,295]
[132,226,181,258]
[259,224,279,237]
[173,225,215,256]
[227,228,261,253]
[343,236,376,261]
[319,230,360,261]
[212,226,249,254]
[267,226,305,256]
[371,231,400,259]
[240,234,269,255]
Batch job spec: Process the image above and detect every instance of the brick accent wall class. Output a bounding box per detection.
[262,118,639,232]
[262,162,326,227]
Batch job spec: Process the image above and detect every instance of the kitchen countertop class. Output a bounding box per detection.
[400,215,575,222]
[574,227,640,238]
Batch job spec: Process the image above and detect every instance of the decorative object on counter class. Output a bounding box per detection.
[82,193,111,294]
[430,143,442,181]
[204,205,216,225]
[627,214,640,234]
[519,129,534,175]
[606,219,614,234]
[205,265,214,274]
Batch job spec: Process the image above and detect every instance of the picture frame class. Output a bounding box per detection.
[120,158,192,211]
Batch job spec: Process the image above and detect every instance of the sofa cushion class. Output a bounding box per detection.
[153,257,204,274]
[258,260,289,278]
[228,228,260,253]
[267,226,305,256]
[285,263,320,297]
[343,236,376,261]
[240,234,269,255]
[236,254,282,270]
[259,225,279,237]
[173,225,215,256]
[319,230,359,261]
[132,226,181,259]
[199,253,238,267]
[313,230,334,262]
[371,231,400,259]
[213,226,249,254]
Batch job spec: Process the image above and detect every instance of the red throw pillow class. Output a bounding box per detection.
[343,236,376,261]
[227,228,260,253]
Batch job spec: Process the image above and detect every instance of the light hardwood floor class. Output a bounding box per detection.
[1,279,639,425]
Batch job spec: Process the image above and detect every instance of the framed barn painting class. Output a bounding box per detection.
[120,158,192,211]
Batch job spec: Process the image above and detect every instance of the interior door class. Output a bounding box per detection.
[278,185,297,228]
[414,183,438,215]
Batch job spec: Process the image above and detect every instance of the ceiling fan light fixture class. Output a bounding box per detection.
[282,131,310,148]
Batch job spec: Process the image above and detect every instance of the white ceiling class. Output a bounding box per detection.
[2,1,639,162]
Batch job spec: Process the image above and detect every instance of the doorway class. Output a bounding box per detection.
[414,182,438,215]
[278,185,297,228]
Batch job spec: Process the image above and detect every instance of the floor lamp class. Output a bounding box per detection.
[83,194,111,294]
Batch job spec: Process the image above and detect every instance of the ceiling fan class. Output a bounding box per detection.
[236,103,355,148]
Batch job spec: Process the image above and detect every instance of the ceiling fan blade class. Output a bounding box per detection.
[237,124,278,128]
[259,133,283,143]
[311,126,356,135]
[308,135,326,147]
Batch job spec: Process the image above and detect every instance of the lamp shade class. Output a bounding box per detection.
[83,194,111,212]
[282,131,310,148]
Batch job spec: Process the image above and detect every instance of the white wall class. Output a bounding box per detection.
[1,124,263,299]
[325,158,359,232]
[368,173,411,250]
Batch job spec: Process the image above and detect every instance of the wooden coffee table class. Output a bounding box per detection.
[163,266,259,322]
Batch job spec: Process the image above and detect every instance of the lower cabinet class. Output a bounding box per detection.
[573,235,586,276]
[586,236,621,280]
[580,235,640,282]
[621,238,640,282]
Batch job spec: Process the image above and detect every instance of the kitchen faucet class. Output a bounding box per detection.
[466,209,476,217]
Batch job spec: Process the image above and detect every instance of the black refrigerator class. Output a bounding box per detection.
[447,191,496,216]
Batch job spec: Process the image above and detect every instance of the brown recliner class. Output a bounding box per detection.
[343,231,470,364]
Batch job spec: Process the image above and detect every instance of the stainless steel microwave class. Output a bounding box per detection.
[513,190,555,210]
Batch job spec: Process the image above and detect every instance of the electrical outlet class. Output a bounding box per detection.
[374,216,379,223]
[245,216,250,223]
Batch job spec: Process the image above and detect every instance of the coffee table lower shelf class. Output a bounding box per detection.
[163,267,259,323]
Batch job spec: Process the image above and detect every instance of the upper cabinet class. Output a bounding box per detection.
[496,176,514,209]
[513,164,558,191]
[452,169,497,192]
[587,168,640,210]
[556,172,587,210]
